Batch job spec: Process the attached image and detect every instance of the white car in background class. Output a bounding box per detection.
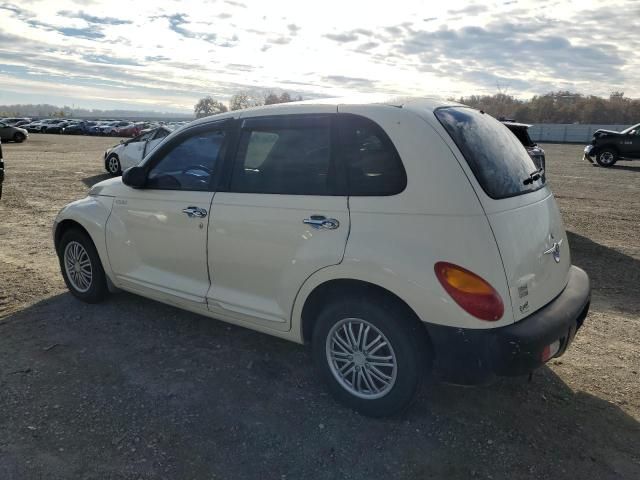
[104,126,172,175]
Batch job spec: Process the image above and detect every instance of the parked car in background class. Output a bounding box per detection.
[0,121,28,142]
[104,126,171,175]
[54,98,590,416]
[40,119,68,133]
[501,121,546,172]
[23,120,51,133]
[1,117,31,126]
[583,122,640,167]
[114,122,141,137]
[44,121,71,134]
[63,121,97,135]
[98,121,132,136]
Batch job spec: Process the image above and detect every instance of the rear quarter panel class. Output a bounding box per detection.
[291,105,514,338]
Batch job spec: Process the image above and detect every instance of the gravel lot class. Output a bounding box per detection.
[0,134,639,479]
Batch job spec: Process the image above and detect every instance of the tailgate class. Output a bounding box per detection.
[486,193,570,321]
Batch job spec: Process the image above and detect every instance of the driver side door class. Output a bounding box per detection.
[106,123,228,306]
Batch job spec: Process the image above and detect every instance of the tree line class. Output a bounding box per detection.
[194,90,303,118]
[453,91,640,124]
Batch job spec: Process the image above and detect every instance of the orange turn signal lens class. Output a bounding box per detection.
[434,262,504,321]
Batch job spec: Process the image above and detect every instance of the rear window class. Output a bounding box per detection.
[435,107,544,199]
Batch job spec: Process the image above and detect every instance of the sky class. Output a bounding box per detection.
[0,0,638,113]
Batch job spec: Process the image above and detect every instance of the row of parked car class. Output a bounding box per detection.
[0,117,189,139]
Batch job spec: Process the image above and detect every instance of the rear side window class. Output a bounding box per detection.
[231,116,331,195]
[435,107,543,199]
[337,115,406,196]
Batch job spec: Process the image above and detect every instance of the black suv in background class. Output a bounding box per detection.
[501,120,546,172]
[584,123,640,167]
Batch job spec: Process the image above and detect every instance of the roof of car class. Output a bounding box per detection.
[187,95,465,130]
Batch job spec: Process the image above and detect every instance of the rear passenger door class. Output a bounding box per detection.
[206,112,349,330]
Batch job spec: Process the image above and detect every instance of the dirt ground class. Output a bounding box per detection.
[0,134,639,479]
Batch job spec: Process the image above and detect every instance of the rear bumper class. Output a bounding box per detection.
[426,265,590,384]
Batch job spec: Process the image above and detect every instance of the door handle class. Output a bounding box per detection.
[303,215,339,230]
[182,206,208,218]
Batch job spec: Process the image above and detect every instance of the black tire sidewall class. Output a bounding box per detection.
[312,297,428,417]
[57,229,108,303]
[14,132,25,142]
[596,148,617,167]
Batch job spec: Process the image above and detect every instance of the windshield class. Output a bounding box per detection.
[435,107,544,199]
[620,123,640,134]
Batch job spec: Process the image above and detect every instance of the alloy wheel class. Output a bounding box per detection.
[325,318,398,399]
[63,241,93,293]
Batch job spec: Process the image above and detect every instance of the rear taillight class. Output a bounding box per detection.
[434,262,504,321]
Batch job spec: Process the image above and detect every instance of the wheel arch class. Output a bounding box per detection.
[299,277,428,346]
[596,143,619,155]
[54,219,92,253]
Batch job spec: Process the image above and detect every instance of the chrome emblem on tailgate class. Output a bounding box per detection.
[543,236,563,263]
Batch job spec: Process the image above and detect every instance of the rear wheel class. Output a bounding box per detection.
[57,229,108,303]
[312,296,429,417]
[106,154,122,175]
[596,148,617,167]
[13,132,26,143]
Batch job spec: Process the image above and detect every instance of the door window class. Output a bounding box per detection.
[230,117,331,195]
[146,129,225,191]
[336,115,406,196]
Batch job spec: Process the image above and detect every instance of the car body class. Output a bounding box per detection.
[1,117,31,126]
[583,122,640,167]
[44,121,71,134]
[97,121,132,136]
[62,121,97,135]
[502,121,546,172]
[23,120,52,133]
[114,122,141,137]
[0,121,28,142]
[103,126,172,175]
[53,97,590,416]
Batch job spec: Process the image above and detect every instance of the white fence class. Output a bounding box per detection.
[528,124,631,144]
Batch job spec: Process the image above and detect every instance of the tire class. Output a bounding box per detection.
[312,295,429,417]
[13,132,26,143]
[595,148,617,167]
[106,154,122,175]
[57,228,108,303]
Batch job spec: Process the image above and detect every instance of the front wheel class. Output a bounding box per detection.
[13,132,26,143]
[57,229,108,303]
[596,148,617,167]
[312,296,429,417]
[106,154,122,175]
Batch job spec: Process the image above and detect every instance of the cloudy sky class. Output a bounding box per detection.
[1,0,638,113]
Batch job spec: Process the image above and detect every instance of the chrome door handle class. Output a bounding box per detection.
[182,206,208,218]
[303,215,339,230]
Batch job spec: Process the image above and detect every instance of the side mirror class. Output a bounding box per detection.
[122,166,147,188]
[120,139,125,144]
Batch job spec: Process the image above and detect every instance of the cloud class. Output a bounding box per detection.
[324,32,359,43]
[57,27,105,39]
[323,75,376,89]
[58,10,132,25]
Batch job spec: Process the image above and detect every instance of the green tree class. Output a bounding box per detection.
[194,96,228,118]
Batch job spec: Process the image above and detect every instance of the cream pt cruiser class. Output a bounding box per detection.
[54,98,590,416]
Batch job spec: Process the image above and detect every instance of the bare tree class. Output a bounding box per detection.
[229,91,264,111]
[194,96,228,118]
